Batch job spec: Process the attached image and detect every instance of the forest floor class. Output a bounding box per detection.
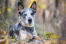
[0,28,59,44]
[0,39,58,44]
[0,34,58,44]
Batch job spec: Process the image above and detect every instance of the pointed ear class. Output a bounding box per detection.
[30,1,37,13]
[18,1,24,12]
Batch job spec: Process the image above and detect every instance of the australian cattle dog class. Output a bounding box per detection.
[9,1,39,42]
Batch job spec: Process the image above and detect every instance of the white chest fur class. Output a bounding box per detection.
[19,30,27,40]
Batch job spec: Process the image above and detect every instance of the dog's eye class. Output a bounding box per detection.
[31,13,34,16]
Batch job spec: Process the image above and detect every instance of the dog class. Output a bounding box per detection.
[9,1,39,42]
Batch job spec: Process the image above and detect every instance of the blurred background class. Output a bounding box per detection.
[0,0,66,44]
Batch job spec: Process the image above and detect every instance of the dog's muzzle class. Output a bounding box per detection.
[28,18,32,24]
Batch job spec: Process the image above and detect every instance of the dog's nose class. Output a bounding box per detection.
[28,19,32,24]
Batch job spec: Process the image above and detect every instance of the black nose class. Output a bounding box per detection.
[28,19,32,24]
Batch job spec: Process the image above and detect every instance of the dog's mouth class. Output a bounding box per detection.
[21,18,33,27]
[23,22,32,27]
[22,21,33,27]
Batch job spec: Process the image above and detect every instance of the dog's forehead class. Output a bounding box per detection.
[22,8,33,14]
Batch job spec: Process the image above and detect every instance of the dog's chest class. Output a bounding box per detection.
[19,29,27,40]
[18,25,33,40]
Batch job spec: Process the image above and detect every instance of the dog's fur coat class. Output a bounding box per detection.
[9,1,38,41]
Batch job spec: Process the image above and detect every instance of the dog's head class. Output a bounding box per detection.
[18,1,37,27]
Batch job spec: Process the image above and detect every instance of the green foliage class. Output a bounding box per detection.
[44,32,60,40]
[44,32,51,40]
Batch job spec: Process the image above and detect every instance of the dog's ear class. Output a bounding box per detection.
[30,1,37,13]
[18,1,24,15]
